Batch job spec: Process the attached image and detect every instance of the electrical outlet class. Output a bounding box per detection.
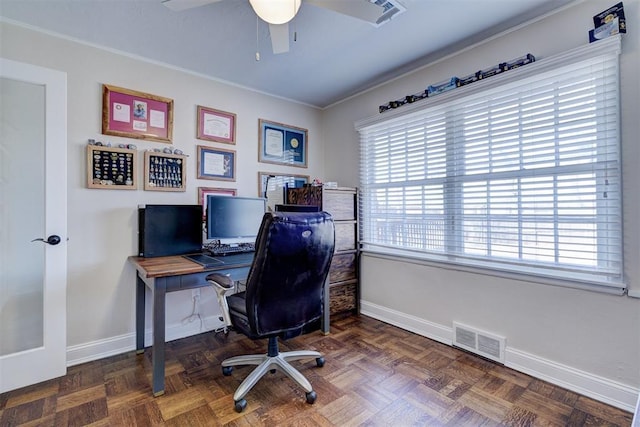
[192,289,200,299]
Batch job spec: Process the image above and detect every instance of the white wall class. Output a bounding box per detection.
[323,0,640,411]
[0,21,325,359]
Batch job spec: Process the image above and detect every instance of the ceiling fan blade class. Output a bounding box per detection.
[161,0,222,12]
[306,0,383,24]
[269,23,290,54]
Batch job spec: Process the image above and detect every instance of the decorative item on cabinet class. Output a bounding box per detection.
[286,186,358,318]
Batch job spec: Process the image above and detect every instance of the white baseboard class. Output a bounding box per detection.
[506,347,637,412]
[360,300,452,346]
[66,314,224,367]
[360,300,639,412]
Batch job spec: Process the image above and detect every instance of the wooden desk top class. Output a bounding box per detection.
[128,254,252,279]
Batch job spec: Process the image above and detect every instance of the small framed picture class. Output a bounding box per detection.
[144,151,187,191]
[258,119,308,168]
[198,187,237,219]
[197,105,236,144]
[102,84,173,143]
[197,145,236,181]
[258,172,309,211]
[87,145,137,190]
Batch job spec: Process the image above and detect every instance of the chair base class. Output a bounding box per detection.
[221,338,323,409]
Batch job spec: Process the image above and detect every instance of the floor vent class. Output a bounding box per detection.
[453,322,506,364]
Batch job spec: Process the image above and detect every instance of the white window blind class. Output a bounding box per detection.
[356,36,624,293]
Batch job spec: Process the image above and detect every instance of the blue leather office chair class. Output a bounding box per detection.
[207,211,335,412]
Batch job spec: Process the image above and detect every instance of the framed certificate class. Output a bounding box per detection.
[197,145,236,181]
[258,119,307,168]
[196,105,236,144]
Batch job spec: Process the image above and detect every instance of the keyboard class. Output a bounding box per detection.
[207,244,255,256]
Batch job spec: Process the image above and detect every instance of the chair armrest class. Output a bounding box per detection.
[206,273,234,330]
[206,273,234,290]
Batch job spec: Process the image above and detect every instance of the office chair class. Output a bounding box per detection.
[207,211,335,412]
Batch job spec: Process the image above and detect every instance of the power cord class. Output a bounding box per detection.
[181,292,203,330]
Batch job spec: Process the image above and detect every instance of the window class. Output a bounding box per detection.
[357,36,624,293]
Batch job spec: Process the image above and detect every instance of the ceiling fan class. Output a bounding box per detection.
[162,0,406,54]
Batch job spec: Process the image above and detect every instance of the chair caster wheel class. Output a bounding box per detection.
[306,391,317,404]
[316,357,325,367]
[234,399,247,413]
[270,369,276,374]
[222,366,233,376]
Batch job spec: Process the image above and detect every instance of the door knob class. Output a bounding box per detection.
[31,235,62,245]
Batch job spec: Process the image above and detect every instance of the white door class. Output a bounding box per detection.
[0,58,68,393]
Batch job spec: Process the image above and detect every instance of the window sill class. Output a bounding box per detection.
[360,248,626,296]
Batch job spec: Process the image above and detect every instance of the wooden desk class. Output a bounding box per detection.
[129,253,253,396]
[129,253,330,396]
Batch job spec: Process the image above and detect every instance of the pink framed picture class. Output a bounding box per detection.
[197,105,236,144]
[198,186,237,219]
[102,84,173,143]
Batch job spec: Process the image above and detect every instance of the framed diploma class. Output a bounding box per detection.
[197,145,236,181]
[102,84,173,143]
[196,105,236,144]
[258,119,307,168]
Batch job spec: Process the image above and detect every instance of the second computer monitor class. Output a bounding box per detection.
[206,196,266,243]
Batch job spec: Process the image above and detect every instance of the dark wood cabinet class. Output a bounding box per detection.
[286,186,358,318]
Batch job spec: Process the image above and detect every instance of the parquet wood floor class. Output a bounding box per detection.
[0,314,633,426]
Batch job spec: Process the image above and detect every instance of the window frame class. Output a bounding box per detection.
[356,36,624,295]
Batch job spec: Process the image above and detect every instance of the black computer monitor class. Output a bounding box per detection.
[206,196,266,242]
[138,204,203,257]
[275,204,320,212]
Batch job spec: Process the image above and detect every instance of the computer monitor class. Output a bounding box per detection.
[275,204,320,212]
[138,204,203,257]
[206,196,266,243]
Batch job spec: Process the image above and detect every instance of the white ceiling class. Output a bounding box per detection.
[0,0,575,108]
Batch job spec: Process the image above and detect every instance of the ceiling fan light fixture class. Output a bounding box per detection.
[249,0,301,25]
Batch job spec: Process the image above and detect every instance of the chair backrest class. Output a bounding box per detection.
[244,211,335,338]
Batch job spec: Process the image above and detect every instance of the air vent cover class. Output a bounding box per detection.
[453,322,506,364]
[367,0,406,26]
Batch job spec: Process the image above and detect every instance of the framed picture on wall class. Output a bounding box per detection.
[198,186,237,219]
[258,119,307,168]
[197,145,236,181]
[86,145,137,190]
[144,151,186,191]
[102,84,174,143]
[258,172,309,211]
[196,105,236,144]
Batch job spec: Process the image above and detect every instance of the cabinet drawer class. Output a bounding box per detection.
[329,281,357,314]
[329,252,356,283]
[335,221,356,252]
[323,191,355,221]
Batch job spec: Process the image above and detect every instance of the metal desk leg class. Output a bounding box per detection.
[135,274,145,354]
[151,277,166,396]
[322,277,330,334]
